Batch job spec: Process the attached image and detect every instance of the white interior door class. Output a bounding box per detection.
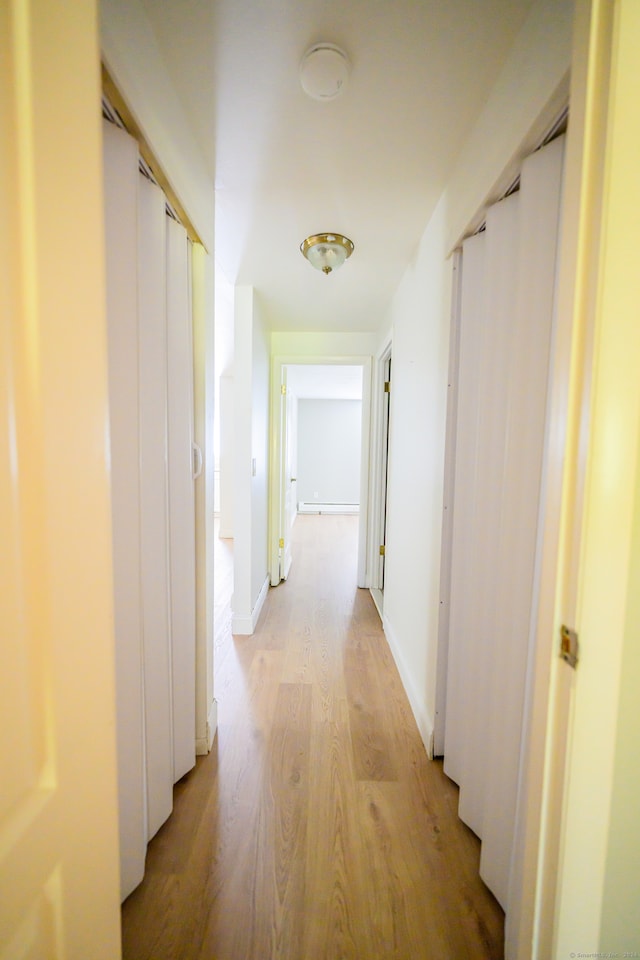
[138,174,174,839]
[166,215,197,783]
[379,354,392,591]
[279,366,293,580]
[0,4,121,951]
[285,382,298,535]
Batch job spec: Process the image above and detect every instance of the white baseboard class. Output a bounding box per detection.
[382,613,435,759]
[370,587,384,620]
[298,502,359,514]
[195,698,218,755]
[232,575,270,636]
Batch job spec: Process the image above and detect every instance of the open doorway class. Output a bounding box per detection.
[368,345,392,618]
[269,359,371,587]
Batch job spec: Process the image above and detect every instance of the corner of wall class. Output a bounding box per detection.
[382,613,435,759]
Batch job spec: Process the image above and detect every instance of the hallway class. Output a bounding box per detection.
[121,515,503,959]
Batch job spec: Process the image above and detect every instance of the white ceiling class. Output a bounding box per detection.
[143,0,535,333]
[286,364,363,400]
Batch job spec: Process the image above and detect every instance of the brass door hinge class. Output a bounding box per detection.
[379,544,385,556]
[384,381,391,394]
[560,625,579,668]
[279,537,285,549]
[281,384,287,395]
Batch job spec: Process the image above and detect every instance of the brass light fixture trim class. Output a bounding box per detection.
[300,233,354,275]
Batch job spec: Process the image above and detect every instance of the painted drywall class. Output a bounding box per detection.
[233,286,270,632]
[251,297,270,608]
[272,331,379,358]
[600,411,640,952]
[219,375,235,538]
[444,0,573,250]
[101,0,217,751]
[297,400,362,506]
[381,198,452,749]
[215,265,235,534]
[192,245,216,753]
[380,0,572,755]
[101,0,215,252]
[233,286,253,628]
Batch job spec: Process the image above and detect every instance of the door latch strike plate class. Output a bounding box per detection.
[560,624,579,669]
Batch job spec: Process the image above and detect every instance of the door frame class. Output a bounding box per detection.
[367,336,393,611]
[269,354,372,587]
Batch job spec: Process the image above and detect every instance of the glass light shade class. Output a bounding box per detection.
[300,234,354,274]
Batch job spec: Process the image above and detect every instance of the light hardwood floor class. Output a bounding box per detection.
[122,514,504,959]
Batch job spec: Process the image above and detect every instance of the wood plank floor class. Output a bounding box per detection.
[122,515,504,959]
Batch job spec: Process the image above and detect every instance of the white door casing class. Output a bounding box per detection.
[367,340,392,609]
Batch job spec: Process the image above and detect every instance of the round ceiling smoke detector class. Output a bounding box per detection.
[299,44,350,101]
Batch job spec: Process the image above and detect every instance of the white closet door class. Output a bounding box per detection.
[480,136,566,906]
[166,215,196,782]
[444,136,566,917]
[138,175,174,838]
[444,232,486,795]
[460,193,521,844]
[102,120,147,900]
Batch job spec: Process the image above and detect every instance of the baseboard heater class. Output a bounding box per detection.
[298,502,359,515]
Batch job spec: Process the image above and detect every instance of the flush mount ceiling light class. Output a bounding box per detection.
[300,233,354,275]
[299,43,350,101]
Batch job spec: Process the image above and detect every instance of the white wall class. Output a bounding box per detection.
[381,199,452,751]
[101,0,214,252]
[251,297,270,608]
[271,331,379,358]
[219,374,235,537]
[192,246,217,754]
[297,400,362,505]
[380,0,573,755]
[233,286,270,633]
[215,264,235,530]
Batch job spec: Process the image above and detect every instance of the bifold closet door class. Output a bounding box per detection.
[445,192,521,845]
[102,120,146,900]
[480,136,566,905]
[166,215,196,783]
[442,231,487,800]
[444,135,566,913]
[138,175,174,839]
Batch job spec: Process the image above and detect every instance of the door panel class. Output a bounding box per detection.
[282,377,297,578]
[166,216,197,783]
[103,120,147,900]
[0,1,121,953]
[379,355,391,590]
[138,175,174,839]
[279,367,293,580]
